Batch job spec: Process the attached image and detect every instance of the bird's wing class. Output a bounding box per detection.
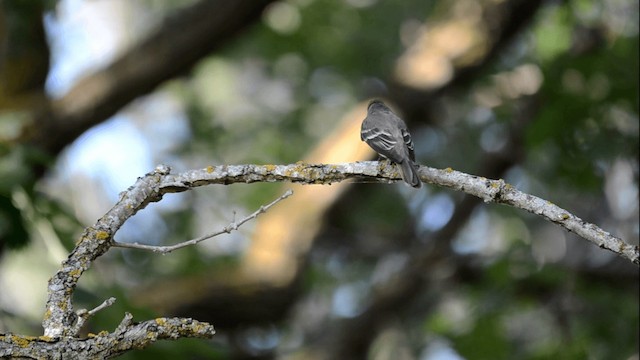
[401,128,416,161]
[361,126,406,163]
[361,127,396,151]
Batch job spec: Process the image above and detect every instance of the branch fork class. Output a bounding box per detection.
[3,161,636,359]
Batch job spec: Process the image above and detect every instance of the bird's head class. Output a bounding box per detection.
[367,99,389,113]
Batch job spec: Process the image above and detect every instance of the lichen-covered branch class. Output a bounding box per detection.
[5,160,634,359]
[41,164,296,340]
[1,314,215,359]
[42,165,174,339]
[153,162,637,265]
[415,166,639,265]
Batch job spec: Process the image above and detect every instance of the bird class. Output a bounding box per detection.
[361,100,422,188]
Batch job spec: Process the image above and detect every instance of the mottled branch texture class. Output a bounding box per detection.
[2,161,636,359]
[1,314,215,360]
[163,162,636,263]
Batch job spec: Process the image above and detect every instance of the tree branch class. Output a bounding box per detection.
[419,166,639,265]
[1,314,215,359]
[42,164,292,340]
[7,160,632,358]
[152,162,638,265]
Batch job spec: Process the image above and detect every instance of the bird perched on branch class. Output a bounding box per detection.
[360,100,422,188]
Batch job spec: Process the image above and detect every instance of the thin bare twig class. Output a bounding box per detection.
[72,297,117,335]
[111,189,294,254]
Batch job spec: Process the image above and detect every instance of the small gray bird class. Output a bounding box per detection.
[361,100,422,188]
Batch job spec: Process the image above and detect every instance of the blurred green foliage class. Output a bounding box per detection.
[0,0,637,359]
[529,34,639,189]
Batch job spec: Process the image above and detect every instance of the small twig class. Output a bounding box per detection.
[72,297,117,335]
[86,297,117,317]
[115,312,134,333]
[112,189,294,254]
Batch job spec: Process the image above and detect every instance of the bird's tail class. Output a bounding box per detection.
[399,160,422,188]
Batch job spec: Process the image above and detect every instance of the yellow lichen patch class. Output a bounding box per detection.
[265,164,276,172]
[561,213,570,220]
[193,322,215,334]
[10,335,32,348]
[285,166,299,177]
[490,182,500,188]
[445,167,453,173]
[206,165,214,173]
[95,231,110,240]
[155,318,167,326]
[38,335,54,342]
[69,269,82,278]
